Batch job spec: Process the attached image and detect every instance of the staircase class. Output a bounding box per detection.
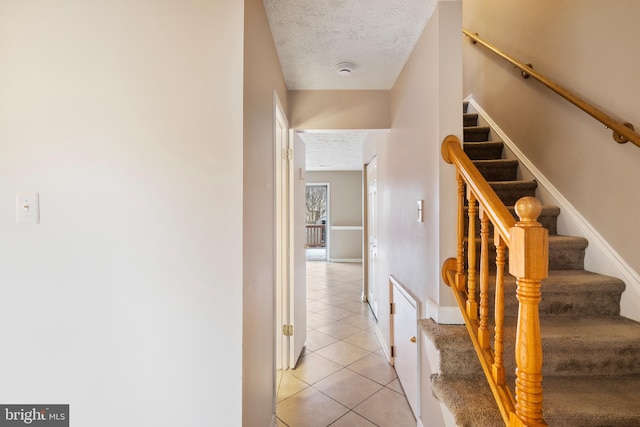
[422,102,640,426]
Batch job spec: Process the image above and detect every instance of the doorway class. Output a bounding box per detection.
[275,94,306,372]
[305,184,329,261]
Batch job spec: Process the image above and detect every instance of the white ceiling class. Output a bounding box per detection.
[263,0,435,90]
[264,0,435,170]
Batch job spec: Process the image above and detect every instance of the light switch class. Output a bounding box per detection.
[417,200,424,222]
[17,192,39,225]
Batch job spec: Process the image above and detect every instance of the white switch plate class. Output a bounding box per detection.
[17,192,39,225]
[417,200,424,222]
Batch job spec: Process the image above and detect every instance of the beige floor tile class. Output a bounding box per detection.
[353,387,416,427]
[329,411,377,427]
[307,313,336,330]
[316,307,356,321]
[277,371,310,402]
[316,295,350,306]
[337,300,371,314]
[316,322,362,340]
[342,330,382,352]
[278,261,413,427]
[290,353,342,385]
[276,387,349,427]
[341,313,377,329]
[314,369,383,409]
[307,301,333,313]
[386,378,405,395]
[347,353,397,385]
[305,329,340,352]
[315,341,371,366]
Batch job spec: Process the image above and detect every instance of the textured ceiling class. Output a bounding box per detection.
[265,0,435,170]
[299,132,367,171]
[264,0,436,90]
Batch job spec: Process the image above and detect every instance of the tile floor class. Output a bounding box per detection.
[276,261,416,427]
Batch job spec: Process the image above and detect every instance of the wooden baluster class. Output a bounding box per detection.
[493,232,506,386]
[456,171,466,291]
[508,197,548,427]
[478,207,490,349]
[466,190,478,320]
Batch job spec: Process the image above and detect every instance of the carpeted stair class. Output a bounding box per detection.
[422,102,640,426]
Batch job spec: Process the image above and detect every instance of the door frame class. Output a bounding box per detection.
[363,154,377,309]
[274,91,290,371]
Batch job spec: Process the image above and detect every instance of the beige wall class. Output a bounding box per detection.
[289,90,391,129]
[463,1,640,276]
[381,0,461,328]
[306,171,363,260]
[0,1,244,426]
[385,2,462,424]
[243,0,289,425]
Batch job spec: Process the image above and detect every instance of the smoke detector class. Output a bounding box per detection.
[335,62,355,76]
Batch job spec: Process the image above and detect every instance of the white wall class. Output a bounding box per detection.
[0,1,244,426]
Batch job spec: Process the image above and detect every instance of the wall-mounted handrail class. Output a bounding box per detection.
[463,29,640,148]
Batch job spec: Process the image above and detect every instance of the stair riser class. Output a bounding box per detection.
[464,182,538,207]
[436,331,640,378]
[490,182,537,206]
[474,161,519,181]
[464,127,491,142]
[463,114,478,127]
[465,239,587,270]
[499,340,640,378]
[464,209,559,235]
[464,142,504,160]
[487,286,622,317]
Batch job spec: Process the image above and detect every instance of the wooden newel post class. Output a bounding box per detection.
[508,197,548,427]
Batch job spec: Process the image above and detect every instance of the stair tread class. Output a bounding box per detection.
[472,159,518,165]
[432,374,640,427]
[543,375,640,426]
[491,269,623,290]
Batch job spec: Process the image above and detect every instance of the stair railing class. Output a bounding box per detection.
[463,29,640,149]
[441,135,549,427]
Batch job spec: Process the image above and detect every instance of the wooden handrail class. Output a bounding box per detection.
[442,136,515,243]
[441,135,549,426]
[463,29,640,148]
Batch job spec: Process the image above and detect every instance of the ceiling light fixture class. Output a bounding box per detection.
[335,62,355,76]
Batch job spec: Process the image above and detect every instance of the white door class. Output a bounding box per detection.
[275,95,290,370]
[366,157,379,318]
[391,281,420,418]
[289,132,306,368]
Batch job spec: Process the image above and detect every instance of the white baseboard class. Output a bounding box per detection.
[468,97,640,322]
[374,324,393,364]
[426,298,464,325]
[328,258,363,263]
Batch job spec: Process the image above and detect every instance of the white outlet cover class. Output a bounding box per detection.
[17,192,39,225]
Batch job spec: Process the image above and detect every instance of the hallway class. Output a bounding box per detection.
[276,262,415,427]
